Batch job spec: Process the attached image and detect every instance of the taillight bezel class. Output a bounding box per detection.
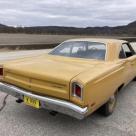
[72,82,83,100]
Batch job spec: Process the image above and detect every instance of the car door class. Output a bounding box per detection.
[119,43,136,84]
[127,43,136,76]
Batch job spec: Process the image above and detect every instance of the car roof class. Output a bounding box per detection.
[65,38,127,45]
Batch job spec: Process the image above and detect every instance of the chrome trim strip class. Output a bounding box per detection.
[0,82,88,119]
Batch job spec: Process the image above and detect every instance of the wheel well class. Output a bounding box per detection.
[117,84,124,92]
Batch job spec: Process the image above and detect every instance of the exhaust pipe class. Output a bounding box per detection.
[49,111,58,116]
[16,99,23,103]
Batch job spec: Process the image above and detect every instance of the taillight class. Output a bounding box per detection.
[0,66,3,79]
[72,82,83,100]
[0,67,3,76]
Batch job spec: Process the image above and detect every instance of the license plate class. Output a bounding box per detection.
[24,96,40,109]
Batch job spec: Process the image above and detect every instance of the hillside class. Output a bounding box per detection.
[0,24,7,28]
[0,21,136,36]
[127,21,136,27]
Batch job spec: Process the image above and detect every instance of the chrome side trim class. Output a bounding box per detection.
[0,82,88,119]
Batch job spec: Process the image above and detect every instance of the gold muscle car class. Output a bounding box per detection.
[0,38,136,119]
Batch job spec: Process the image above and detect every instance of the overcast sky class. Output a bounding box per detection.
[0,0,136,27]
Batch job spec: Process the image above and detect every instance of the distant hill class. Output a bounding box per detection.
[0,21,136,36]
[0,24,7,28]
[127,21,136,27]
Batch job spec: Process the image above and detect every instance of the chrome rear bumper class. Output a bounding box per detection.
[0,82,88,119]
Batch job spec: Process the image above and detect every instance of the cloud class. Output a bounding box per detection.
[0,0,136,27]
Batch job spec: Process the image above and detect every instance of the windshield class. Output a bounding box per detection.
[49,41,106,60]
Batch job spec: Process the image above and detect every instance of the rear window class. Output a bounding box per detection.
[50,41,106,60]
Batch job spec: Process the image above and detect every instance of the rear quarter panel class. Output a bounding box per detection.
[71,63,126,114]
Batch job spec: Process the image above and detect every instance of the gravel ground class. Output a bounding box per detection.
[0,49,136,136]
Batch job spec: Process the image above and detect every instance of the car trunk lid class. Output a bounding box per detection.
[3,55,101,100]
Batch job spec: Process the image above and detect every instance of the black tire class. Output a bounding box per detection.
[133,77,136,81]
[99,93,117,117]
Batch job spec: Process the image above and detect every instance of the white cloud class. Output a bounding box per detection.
[0,0,136,27]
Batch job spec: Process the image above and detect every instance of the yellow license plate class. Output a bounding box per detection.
[24,96,40,109]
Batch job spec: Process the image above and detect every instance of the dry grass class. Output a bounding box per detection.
[0,33,136,45]
[0,33,135,51]
[0,34,93,45]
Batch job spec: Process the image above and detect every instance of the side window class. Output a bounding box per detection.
[119,43,134,58]
[130,42,136,53]
[122,44,131,53]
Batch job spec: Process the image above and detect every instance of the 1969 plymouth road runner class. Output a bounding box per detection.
[0,38,136,119]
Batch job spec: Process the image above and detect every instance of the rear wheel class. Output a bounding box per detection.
[99,93,117,116]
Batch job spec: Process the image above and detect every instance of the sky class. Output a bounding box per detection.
[0,0,136,27]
